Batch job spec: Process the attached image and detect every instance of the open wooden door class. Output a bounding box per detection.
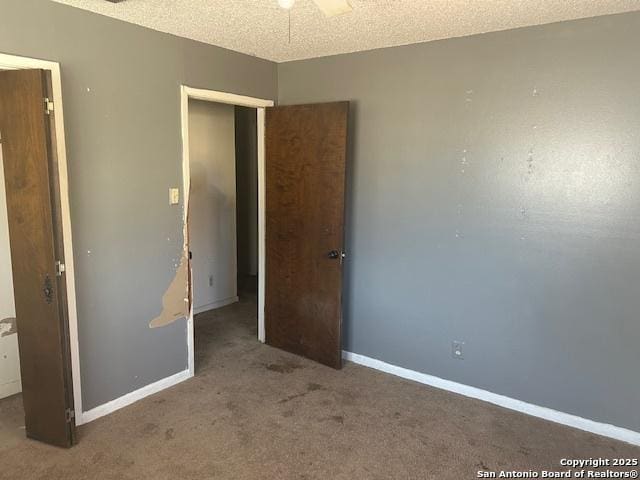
[265,102,348,369]
[0,69,76,447]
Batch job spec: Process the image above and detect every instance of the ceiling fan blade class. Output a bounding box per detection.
[312,0,352,17]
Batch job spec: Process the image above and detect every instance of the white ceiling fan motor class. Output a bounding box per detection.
[277,0,296,9]
[277,0,352,17]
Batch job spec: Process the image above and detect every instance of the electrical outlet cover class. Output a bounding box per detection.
[452,341,465,360]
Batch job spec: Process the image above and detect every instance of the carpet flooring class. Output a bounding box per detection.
[0,292,637,479]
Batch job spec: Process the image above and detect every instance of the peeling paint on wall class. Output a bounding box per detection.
[0,317,17,337]
[149,250,190,328]
[148,146,194,330]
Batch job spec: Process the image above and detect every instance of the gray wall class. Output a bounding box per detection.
[278,12,640,432]
[235,107,258,278]
[1,0,276,410]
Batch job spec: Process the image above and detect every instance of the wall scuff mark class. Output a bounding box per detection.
[0,317,17,337]
[149,250,190,328]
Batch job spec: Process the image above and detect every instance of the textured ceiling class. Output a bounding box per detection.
[51,0,640,62]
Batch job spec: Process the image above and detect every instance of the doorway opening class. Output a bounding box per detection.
[189,101,257,371]
[180,87,273,376]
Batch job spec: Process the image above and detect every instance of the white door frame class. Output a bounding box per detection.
[180,86,274,377]
[0,53,84,424]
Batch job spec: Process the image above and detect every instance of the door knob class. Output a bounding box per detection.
[328,250,340,259]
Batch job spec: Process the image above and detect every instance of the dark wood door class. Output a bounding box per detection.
[0,69,76,447]
[265,102,349,369]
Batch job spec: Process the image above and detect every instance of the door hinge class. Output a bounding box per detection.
[65,408,75,423]
[55,261,66,276]
[44,97,54,115]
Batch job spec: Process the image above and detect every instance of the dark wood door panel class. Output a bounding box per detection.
[0,69,75,447]
[265,102,348,369]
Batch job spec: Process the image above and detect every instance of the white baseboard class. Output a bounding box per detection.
[78,369,192,425]
[193,296,239,315]
[0,380,22,400]
[342,351,640,446]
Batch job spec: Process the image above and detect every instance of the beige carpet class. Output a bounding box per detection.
[0,293,637,479]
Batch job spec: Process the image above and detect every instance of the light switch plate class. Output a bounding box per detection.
[169,188,180,205]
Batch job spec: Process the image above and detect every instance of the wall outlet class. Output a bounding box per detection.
[208,275,213,287]
[452,341,465,360]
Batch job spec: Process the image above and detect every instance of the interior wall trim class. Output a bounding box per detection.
[80,369,191,425]
[181,85,275,379]
[342,351,640,446]
[0,380,21,400]
[193,296,239,315]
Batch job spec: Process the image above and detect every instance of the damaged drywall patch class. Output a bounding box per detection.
[0,317,17,337]
[149,250,190,328]
[150,111,193,330]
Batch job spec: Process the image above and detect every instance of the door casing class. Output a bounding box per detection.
[0,53,83,425]
[180,86,274,378]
